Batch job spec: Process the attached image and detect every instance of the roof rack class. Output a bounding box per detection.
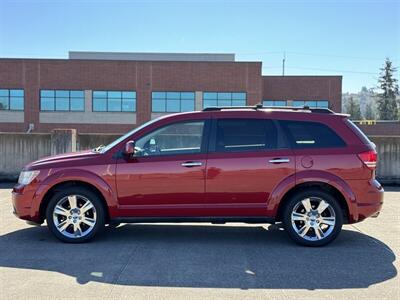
[202,104,334,114]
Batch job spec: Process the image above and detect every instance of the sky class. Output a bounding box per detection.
[0,0,399,93]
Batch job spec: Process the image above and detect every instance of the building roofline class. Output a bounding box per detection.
[69,51,236,62]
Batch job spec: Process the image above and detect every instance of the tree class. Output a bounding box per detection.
[345,96,362,120]
[364,102,375,120]
[376,58,399,120]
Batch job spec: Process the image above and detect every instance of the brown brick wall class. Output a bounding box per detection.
[0,59,262,134]
[0,59,343,134]
[262,76,342,112]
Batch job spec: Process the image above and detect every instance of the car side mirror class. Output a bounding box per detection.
[124,140,135,156]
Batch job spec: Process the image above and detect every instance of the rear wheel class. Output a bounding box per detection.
[282,189,343,247]
[45,187,105,243]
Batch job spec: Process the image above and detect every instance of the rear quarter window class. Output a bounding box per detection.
[280,120,346,149]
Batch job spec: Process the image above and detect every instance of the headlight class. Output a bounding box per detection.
[18,170,40,185]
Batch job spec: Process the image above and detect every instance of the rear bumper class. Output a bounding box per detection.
[352,179,384,222]
[357,200,383,221]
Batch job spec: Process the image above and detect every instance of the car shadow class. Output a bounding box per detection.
[0,223,396,289]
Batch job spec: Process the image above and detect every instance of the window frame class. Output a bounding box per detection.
[151,91,195,113]
[263,100,287,107]
[202,92,247,109]
[92,90,136,112]
[0,89,24,111]
[40,89,85,112]
[293,100,330,109]
[208,118,282,153]
[133,119,211,158]
[279,120,346,149]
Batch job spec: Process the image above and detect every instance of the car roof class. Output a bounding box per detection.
[160,106,348,121]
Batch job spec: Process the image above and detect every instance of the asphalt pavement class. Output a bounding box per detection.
[0,184,399,300]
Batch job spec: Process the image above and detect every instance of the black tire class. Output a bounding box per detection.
[45,186,105,243]
[282,189,343,247]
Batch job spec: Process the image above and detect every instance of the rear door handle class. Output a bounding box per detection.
[269,158,290,164]
[181,161,203,167]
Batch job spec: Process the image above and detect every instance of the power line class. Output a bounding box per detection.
[237,51,398,61]
[262,66,377,75]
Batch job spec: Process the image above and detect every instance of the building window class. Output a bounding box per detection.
[203,92,246,108]
[40,90,85,111]
[263,100,287,107]
[92,91,136,112]
[152,91,195,113]
[0,89,24,111]
[293,100,329,108]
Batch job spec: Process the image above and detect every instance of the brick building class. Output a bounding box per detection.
[0,52,342,134]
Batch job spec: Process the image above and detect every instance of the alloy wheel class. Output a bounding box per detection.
[52,194,97,239]
[291,197,336,241]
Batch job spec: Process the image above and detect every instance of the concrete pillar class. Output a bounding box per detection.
[51,129,77,155]
[195,91,203,111]
[84,90,92,112]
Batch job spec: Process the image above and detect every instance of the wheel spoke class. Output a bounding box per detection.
[321,216,335,226]
[292,212,307,222]
[314,225,325,240]
[57,220,70,232]
[80,201,94,214]
[81,217,95,227]
[301,198,312,212]
[316,200,330,214]
[54,205,69,217]
[299,224,311,237]
[68,195,78,209]
[73,222,82,237]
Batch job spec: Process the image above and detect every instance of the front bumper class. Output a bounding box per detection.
[12,184,42,224]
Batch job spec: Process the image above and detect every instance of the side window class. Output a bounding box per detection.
[135,121,205,156]
[281,120,345,149]
[214,119,277,152]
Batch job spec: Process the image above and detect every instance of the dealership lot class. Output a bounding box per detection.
[0,184,398,300]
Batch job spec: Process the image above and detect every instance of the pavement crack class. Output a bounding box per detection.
[106,243,141,299]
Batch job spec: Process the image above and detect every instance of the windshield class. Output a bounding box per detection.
[98,118,161,153]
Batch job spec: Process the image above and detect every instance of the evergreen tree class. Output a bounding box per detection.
[376,58,399,120]
[345,96,362,120]
[364,102,375,120]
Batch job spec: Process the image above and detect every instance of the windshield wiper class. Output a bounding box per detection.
[92,145,105,153]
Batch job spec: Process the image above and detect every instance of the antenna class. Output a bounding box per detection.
[282,51,286,76]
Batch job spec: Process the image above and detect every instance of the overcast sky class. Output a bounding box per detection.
[0,0,399,93]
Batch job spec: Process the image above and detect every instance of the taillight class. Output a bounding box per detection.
[358,150,377,169]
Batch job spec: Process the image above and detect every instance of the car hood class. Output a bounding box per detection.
[25,150,100,170]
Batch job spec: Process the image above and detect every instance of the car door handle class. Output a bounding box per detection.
[181,161,203,167]
[269,158,290,164]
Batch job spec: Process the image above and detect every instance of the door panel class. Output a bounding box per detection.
[116,154,206,206]
[205,149,295,205]
[115,120,208,216]
[204,118,295,216]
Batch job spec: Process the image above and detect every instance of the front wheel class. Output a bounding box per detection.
[282,189,343,247]
[45,187,105,243]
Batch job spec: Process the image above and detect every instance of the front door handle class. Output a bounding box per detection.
[181,161,203,167]
[269,158,290,164]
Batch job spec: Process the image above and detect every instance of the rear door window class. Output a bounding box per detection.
[280,120,345,149]
[213,119,278,152]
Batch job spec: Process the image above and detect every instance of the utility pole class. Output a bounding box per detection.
[282,51,286,76]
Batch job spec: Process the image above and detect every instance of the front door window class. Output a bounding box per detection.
[135,121,205,156]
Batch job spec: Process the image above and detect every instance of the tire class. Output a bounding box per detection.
[282,189,343,247]
[45,186,105,243]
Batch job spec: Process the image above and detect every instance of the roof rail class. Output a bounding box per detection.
[202,104,263,111]
[202,104,334,114]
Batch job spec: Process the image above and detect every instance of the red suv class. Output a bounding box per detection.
[12,105,384,246]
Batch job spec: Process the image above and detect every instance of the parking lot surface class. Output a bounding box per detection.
[0,184,399,300]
